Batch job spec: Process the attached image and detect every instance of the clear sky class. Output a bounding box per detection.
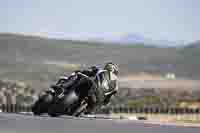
[1,0,200,43]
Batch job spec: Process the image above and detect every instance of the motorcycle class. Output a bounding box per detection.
[32,72,94,117]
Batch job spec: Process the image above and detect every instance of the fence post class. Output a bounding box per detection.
[10,104,14,113]
[2,104,5,112]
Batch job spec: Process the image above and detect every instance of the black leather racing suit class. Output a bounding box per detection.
[79,68,118,113]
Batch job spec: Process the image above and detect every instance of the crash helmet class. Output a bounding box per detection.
[104,62,119,75]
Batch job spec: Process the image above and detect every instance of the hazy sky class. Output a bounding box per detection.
[1,0,200,43]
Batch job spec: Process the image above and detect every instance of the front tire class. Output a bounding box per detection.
[72,102,88,117]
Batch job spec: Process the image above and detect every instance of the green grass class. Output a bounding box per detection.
[47,39,105,49]
[46,38,152,50]
[177,119,200,124]
[127,96,164,108]
[179,48,200,65]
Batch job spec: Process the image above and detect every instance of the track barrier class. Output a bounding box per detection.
[0,104,200,115]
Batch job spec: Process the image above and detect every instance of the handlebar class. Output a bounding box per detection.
[76,72,91,80]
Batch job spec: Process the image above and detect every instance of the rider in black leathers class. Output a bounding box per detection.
[54,62,119,114]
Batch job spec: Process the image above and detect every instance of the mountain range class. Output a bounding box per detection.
[184,40,200,48]
[0,32,199,85]
[86,33,184,47]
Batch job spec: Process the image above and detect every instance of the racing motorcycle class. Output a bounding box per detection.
[32,72,94,117]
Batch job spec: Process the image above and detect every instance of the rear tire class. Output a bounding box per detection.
[47,103,63,117]
[32,93,53,116]
[48,91,79,117]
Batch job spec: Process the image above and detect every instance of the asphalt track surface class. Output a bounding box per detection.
[0,113,199,133]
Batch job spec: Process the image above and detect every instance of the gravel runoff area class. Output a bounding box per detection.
[111,113,200,127]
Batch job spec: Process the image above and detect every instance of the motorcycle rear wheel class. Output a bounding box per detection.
[32,93,53,115]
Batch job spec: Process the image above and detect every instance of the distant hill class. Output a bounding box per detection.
[0,33,200,86]
[118,33,181,47]
[185,40,200,48]
[87,33,181,47]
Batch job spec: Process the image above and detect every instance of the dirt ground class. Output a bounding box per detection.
[111,113,200,126]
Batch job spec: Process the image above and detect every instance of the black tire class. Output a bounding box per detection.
[32,93,53,116]
[73,103,87,117]
[47,103,63,117]
[48,91,79,117]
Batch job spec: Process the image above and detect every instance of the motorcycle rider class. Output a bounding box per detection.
[75,62,119,113]
[54,62,119,114]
